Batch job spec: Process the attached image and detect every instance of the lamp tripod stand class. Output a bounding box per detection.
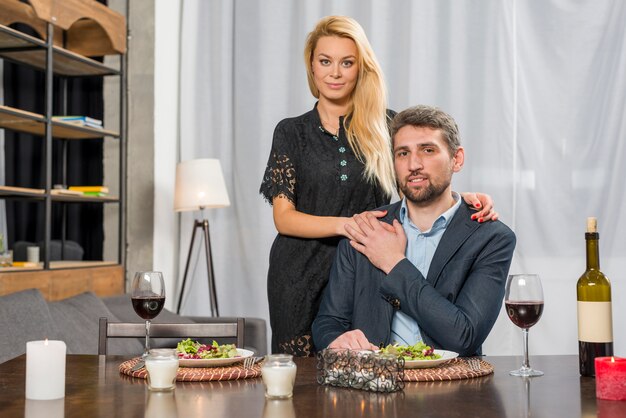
[176,219,219,316]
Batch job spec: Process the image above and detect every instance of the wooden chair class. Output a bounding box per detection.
[98,317,245,355]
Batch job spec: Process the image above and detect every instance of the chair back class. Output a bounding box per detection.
[98,317,245,355]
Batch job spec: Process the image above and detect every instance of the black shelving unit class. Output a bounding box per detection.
[0,20,127,270]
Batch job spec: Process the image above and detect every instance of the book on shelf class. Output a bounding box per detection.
[81,191,108,197]
[51,189,84,196]
[12,261,38,268]
[68,186,109,193]
[52,115,103,129]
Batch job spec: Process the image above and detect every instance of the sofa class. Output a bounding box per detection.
[0,288,267,364]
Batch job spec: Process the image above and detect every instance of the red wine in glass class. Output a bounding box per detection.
[505,274,544,377]
[505,301,544,329]
[132,296,165,320]
[131,271,166,358]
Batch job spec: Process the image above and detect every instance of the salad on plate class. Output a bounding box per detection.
[176,338,238,360]
[380,342,458,369]
[380,342,442,361]
[175,339,253,368]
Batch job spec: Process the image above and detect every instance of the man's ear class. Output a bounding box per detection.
[452,147,464,172]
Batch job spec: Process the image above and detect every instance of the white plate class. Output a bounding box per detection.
[403,350,458,369]
[178,348,254,368]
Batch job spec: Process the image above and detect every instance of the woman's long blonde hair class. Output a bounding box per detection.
[304,16,395,198]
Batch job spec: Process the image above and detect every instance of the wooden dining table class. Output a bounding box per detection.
[0,354,624,417]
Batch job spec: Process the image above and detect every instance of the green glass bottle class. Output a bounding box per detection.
[576,217,613,376]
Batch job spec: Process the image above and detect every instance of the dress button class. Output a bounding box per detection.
[340,160,347,167]
[391,298,401,309]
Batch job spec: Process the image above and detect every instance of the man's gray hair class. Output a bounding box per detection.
[390,105,461,155]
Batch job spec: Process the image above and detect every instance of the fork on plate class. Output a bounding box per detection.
[243,356,263,369]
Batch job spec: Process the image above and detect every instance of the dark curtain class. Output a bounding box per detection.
[3,24,105,261]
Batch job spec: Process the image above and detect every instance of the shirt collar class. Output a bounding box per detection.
[399,192,462,233]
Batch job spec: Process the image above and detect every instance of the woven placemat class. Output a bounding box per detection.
[119,357,262,382]
[402,358,493,382]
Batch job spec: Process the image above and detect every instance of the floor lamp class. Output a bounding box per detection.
[174,159,230,316]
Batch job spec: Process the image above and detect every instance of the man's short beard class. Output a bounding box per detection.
[400,180,450,205]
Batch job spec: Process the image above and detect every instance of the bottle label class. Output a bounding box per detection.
[577,301,613,342]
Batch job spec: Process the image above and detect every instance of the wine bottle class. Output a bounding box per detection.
[577,217,613,377]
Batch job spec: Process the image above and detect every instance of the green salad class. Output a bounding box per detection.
[176,338,238,360]
[380,342,442,361]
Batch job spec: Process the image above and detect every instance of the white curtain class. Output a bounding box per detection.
[168,0,626,356]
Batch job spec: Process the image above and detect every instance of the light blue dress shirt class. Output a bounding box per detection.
[390,192,462,346]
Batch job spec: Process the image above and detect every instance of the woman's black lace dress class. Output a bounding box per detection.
[260,105,389,356]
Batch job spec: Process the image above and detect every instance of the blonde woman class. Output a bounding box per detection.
[260,16,496,356]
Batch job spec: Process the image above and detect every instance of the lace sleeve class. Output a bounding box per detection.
[259,123,297,206]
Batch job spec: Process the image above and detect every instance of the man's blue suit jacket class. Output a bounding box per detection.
[312,200,516,356]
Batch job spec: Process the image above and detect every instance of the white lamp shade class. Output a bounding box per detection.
[174,159,231,211]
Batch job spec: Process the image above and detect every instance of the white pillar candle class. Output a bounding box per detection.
[145,349,179,391]
[26,340,66,400]
[27,246,40,263]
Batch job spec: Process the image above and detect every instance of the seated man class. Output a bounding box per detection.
[312,105,516,356]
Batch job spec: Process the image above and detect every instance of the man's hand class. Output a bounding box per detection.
[345,213,407,274]
[328,329,378,350]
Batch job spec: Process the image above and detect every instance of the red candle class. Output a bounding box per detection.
[595,357,626,401]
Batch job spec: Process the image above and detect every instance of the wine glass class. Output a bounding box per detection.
[505,274,544,377]
[131,271,166,358]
